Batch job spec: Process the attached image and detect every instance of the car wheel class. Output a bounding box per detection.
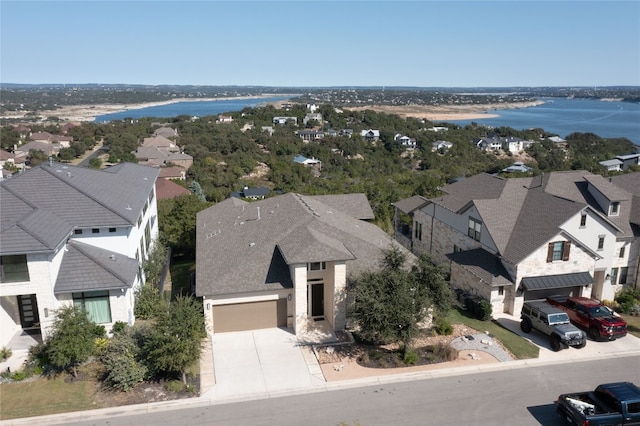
[575,340,586,349]
[588,327,600,341]
[551,335,563,352]
[520,319,532,333]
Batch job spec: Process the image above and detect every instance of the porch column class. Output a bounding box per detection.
[333,261,347,331]
[292,264,308,336]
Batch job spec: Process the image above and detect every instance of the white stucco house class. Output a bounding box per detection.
[0,162,159,347]
[394,171,640,315]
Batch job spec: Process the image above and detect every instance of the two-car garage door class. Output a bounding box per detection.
[213,299,287,333]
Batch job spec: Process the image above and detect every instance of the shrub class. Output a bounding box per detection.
[11,370,26,381]
[403,349,418,365]
[477,300,493,321]
[101,331,147,392]
[166,380,186,393]
[0,346,12,361]
[615,288,640,314]
[111,321,127,335]
[434,318,453,335]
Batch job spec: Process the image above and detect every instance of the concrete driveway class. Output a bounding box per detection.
[203,328,326,401]
[494,313,640,361]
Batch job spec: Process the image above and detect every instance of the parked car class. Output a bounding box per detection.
[556,382,640,425]
[520,300,587,351]
[547,295,628,341]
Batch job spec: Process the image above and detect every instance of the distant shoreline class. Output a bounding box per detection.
[1,97,545,123]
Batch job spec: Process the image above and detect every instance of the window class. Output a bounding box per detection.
[137,215,142,228]
[597,235,605,251]
[73,291,111,323]
[468,218,482,241]
[74,229,83,235]
[148,189,155,204]
[307,262,326,271]
[0,255,30,283]
[145,222,151,251]
[610,202,620,216]
[580,213,587,227]
[610,268,619,285]
[619,267,628,285]
[92,228,100,234]
[620,246,626,258]
[453,245,463,253]
[143,200,148,216]
[498,286,504,296]
[109,228,116,233]
[547,241,571,262]
[414,222,423,241]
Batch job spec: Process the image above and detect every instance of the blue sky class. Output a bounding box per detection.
[1,1,639,87]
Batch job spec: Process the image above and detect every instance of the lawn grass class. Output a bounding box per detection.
[446,307,540,360]
[621,314,640,339]
[0,376,99,420]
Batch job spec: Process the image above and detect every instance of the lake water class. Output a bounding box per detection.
[95,95,640,144]
[448,98,640,144]
[94,96,293,122]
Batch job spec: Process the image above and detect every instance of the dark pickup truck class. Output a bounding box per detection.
[547,295,628,340]
[556,382,640,426]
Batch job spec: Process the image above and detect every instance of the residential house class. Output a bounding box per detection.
[473,136,503,152]
[216,115,234,123]
[427,126,449,132]
[273,116,298,126]
[391,195,429,250]
[599,159,623,172]
[152,126,178,139]
[261,126,274,136]
[141,136,179,153]
[303,113,323,126]
[195,192,413,337]
[293,155,322,170]
[230,185,270,200]
[340,129,354,138]
[0,162,159,347]
[431,140,453,152]
[361,129,380,142]
[14,141,61,159]
[158,166,187,181]
[501,162,533,174]
[297,130,324,142]
[503,136,525,154]
[155,178,191,200]
[395,171,639,316]
[615,153,640,170]
[134,147,193,169]
[29,132,73,148]
[394,134,417,149]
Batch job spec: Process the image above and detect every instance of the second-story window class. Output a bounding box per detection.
[610,202,620,216]
[580,213,587,227]
[468,218,482,241]
[597,235,605,251]
[0,255,30,283]
[620,246,626,258]
[547,241,571,262]
[414,222,423,241]
[307,262,326,271]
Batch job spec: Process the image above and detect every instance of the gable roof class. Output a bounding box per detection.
[155,178,191,200]
[54,240,139,294]
[196,193,411,297]
[393,195,429,214]
[0,162,158,255]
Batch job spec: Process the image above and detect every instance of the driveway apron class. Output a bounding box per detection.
[208,328,325,400]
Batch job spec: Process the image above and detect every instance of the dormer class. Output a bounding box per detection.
[582,175,630,218]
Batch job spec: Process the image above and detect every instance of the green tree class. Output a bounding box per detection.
[46,306,105,378]
[157,195,210,257]
[351,246,431,351]
[143,295,206,384]
[411,254,454,317]
[100,327,147,391]
[88,157,103,169]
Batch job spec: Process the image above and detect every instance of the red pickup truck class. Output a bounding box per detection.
[546,296,627,340]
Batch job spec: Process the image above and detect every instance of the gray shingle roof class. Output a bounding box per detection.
[196,193,412,297]
[431,173,507,212]
[54,240,139,294]
[0,162,158,255]
[392,195,429,214]
[447,248,513,287]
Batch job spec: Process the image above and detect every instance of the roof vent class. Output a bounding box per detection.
[126,205,132,210]
[109,254,116,260]
[249,242,256,247]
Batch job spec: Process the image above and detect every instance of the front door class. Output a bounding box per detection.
[17,294,40,329]
[310,283,324,319]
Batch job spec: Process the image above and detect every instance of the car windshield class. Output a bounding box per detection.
[588,305,613,317]
[549,313,570,323]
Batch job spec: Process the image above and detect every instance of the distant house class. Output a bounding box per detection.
[273,116,298,126]
[141,136,179,152]
[29,132,73,148]
[155,177,191,200]
[297,130,324,142]
[340,129,354,138]
[261,126,274,136]
[431,140,453,152]
[152,126,178,138]
[501,162,533,174]
[231,185,271,200]
[216,115,234,123]
[361,129,380,142]
[600,159,623,172]
[293,154,322,169]
[14,141,61,158]
[616,153,640,170]
[394,134,417,148]
[159,166,187,181]
[134,147,193,169]
[303,113,323,126]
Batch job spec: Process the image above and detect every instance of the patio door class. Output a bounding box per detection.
[310,283,324,319]
[17,294,40,329]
